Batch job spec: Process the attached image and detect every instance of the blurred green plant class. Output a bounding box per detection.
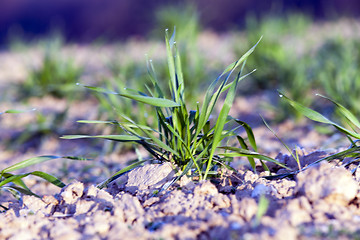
[63,30,285,189]
[240,14,311,90]
[5,110,68,152]
[311,37,360,118]
[20,37,83,99]
[235,14,313,121]
[153,3,200,42]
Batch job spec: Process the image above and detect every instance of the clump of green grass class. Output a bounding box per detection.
[63,30,285,189]
[20,38,83,99]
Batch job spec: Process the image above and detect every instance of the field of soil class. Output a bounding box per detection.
[1,21,360,239]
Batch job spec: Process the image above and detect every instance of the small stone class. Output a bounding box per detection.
[194,181,218,196]
[211,194,231,209]
[125,163,175,194]
[60,181,85,204]
[237,197,258,221]
[295,161,358,205]
[179,175,196,191]
[115,193,145,223]
[251,184,276,198]
[42,195,59,205]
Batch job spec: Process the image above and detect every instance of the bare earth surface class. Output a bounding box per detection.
[1,21,360,239]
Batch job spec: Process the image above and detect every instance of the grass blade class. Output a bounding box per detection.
[61,134,144,141]
[85,85,180,107]
[2,156,65,173]
[316,94,360,129]
[279,91,360,139]
[219,146,288,169]
[204,62,247,179]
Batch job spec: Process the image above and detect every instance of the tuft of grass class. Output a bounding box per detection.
[20,38,83,99]
[63,30,285,189]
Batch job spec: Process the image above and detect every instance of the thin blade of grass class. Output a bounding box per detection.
[85,85,180,107]
[265,145,360,180]
[165,29,177,102]
[221,37,262,75]
[118,113,181,158]
[219,146,288,169]
[204,61,248,179]
[30,171,66,188]
[237,136,256,171]
[2,156,68,173]
[316,94,360,129]
[260,115,294,157]
[3,186,37,198]
[233,118,257,151]
[279,91,360,139]
[61,134,144,141]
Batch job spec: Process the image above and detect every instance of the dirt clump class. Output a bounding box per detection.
[1,159,360,239]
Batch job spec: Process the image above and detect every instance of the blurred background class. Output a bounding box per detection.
[1,0,360,44]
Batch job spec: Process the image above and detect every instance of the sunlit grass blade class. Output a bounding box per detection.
[236,136,256,171]
[1,172,33,193]
[279,91,360,139]
[219,147,288,169]
[165,28,178,102]
[30,171,66,188]
[221,36,262,75]
[61,134,144,142]
[316,93,360,129]
[260,115,301,170]
[1,155,75,174]
[233,118,257,151]
[204,62,247,179]
[0,109,36,115]
[1,171,65,188]
[85,85,180,107]
[254,195,269,227]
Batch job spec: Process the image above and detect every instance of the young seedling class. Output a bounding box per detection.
[63,30,285,189]
[0,110,87,210]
